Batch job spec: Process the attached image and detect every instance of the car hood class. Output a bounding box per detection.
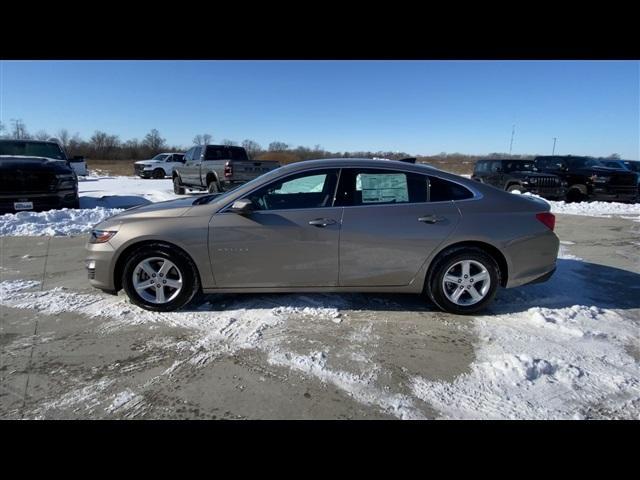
[576,166,636,176]
[0,155,73,174]
[134,160,162,166]
[101,197,197,225]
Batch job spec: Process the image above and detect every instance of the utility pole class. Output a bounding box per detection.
[552,137,557,155]
[509,124,515,155]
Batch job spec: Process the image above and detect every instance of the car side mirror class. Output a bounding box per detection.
[230,198,254,215]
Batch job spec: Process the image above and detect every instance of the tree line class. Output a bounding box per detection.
[0,119,623,168]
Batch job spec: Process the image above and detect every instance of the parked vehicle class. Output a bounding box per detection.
[134,153,185,179]
[472,158,567,200]
[0,139,79,213]
[86,158,559,315]
[172,145,279,194]
[68,155,87,176]
[534,155,638,203]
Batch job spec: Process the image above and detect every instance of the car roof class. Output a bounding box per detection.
[0,139,59,145]
[278,158,439,172]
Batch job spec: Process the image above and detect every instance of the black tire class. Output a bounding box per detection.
[121,243,200,312]
[566,187,586,203]
[426,247,500,315]
[153,168,165,179]
[173,176,186,195]
[207,179,220,193]
[506,184,522,193]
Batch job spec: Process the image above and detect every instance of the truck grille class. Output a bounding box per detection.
[610,174,637,186]
[0,171,57,194]
[134,164,145,175]
[535,176,560,188]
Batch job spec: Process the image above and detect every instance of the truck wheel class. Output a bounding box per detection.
[507,184,522,193]
[173,176,186,195]
[566,187,586,203]
[153,168,165,179]
[121,244,200,312]
[208,180,220,194]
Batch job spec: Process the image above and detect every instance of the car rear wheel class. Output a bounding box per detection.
[173,176,186,195]
[427,247,500,315]
[122,244,200,312]
[153,168,165,179]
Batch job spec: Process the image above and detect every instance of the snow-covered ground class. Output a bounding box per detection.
[1,173,639,236]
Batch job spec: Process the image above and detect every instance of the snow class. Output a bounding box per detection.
[511,191,640,220]
[0,173,187,237]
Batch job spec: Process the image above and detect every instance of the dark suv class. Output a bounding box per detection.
[0,139,80,214]
[472,159,566,200]
[534,156,638,203]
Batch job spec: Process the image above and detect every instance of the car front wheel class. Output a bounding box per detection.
[153,168,165,179]
[173,176,186,195]
[427,247,500,315]
[121,244,200,312]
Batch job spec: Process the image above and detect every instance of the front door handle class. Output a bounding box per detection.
[418,215,444,224]
[308,218,336,228]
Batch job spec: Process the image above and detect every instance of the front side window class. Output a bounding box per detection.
[152,154,169,161]
[244,169,339,211]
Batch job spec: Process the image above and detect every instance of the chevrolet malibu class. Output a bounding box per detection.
[85,159,559,315]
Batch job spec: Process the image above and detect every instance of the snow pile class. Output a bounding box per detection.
[512,191,640,219]
[78,176,183,208]
[0,207,122,236]
[410,305,640,419]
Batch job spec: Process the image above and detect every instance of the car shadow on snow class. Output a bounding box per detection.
[182,259,640,316]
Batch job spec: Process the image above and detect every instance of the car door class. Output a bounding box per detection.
[183,147,202,185]
[209,168,342,287]
[336,168,461,287]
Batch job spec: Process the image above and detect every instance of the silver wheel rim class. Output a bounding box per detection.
[442,259,491,306]
[132,257,183,304]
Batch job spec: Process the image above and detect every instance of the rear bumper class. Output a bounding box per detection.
[0,190,79,214]
[503,230,560,288]
[520,266,556,286]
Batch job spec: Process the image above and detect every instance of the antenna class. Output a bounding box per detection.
[509,124,515,155]
[552,137,557,155]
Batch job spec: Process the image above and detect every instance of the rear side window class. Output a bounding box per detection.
[229,147,249,161]
[489,161,503,173]
[335,169,428,206]
[205,146,227,160]
[428,176,474,202]
[474,161,489,173]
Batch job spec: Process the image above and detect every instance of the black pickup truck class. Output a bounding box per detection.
[534,155,638,203]
[0,139,80,214]
[472,158,567,200]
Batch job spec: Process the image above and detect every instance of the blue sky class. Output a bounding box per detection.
[1,60,638,158]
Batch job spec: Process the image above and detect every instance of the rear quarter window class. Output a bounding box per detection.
[428,176,474,202]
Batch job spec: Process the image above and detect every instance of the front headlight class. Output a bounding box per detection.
[57,174,77,190]
[89,230,118,244]
[590,175,609,183]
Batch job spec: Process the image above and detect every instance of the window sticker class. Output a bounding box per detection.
[357,173,409,203]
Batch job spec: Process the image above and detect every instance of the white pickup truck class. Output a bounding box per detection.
[172,145,279,194]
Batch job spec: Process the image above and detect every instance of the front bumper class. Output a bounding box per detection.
[525,186,567,200]
[0,190,79,214]
[85,239,118,292]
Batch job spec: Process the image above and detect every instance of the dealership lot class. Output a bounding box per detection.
[1,208,638,419]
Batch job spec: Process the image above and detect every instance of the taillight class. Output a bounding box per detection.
[535,212,555,231]
[224,161,232,178]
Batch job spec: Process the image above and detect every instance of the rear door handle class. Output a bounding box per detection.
[308,218,337,227]
[418,215,444,224]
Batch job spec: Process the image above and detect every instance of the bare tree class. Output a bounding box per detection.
[268,141,289,151]
[10,119,30,139]
[607,153,621,159]
[56,129,70,148]
[221,139,237,146]
[34,130,50,141]
[193,134,203,145]
[0,121,5,138]
[202,133,212,145]
[143,129,166,151]
[241,139,262,157]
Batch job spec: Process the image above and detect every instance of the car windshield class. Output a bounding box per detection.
[152,154,169,161]
[623,161,639,172]
[0,141,66,160]
[504,161,535,173]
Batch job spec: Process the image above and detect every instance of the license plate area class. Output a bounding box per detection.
[14,201,34,211]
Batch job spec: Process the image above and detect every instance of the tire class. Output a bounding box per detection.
[121,243,200,312]
[173,176,186,195]
[506,184,522,193]
[153,168,165,179]
[207,179,220,193]
[426,247,500,315]
[566,187,586,203]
